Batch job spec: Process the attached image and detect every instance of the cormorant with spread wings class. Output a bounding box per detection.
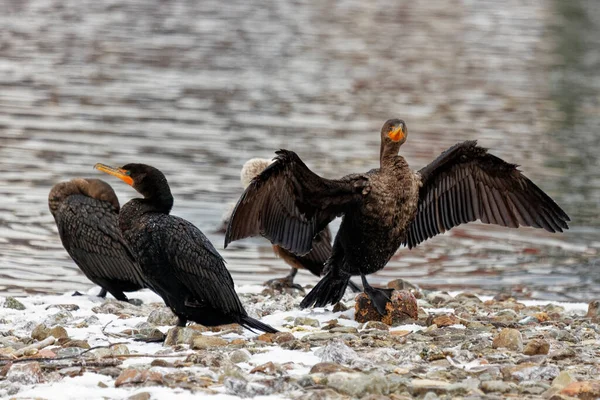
[225,119,570,315]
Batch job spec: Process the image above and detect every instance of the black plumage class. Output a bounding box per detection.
[48,178,145,301]
[225,119,570,315]
[95,163,277,333]
[237,158,361,292]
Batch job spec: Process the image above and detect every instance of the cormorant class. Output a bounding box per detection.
[95,163,278,333]
[225,119,570,315]
[237,158,361,293]
[48,178,145,301]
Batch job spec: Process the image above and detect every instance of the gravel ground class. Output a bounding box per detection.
[0,284,599,399]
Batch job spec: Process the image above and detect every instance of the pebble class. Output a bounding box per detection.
[147,307,178,326]
[523,338,550,355]
[229,349,251,364]
[480,380,514,393]
[49,326,69,339]
[326,372,389,397]
[3,297,26,310]
[294,317,320,327]
[492,328,523,351]
[115,368,164,387]
[409,379,450,396]
[6,362,44,384]
[310,362,354,374]
[191,335,228,350]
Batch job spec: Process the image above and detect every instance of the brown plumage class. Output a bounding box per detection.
[225,119,570,315]
[49,178,146,301]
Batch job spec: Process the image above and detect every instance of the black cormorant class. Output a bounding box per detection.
[49,178,145,301]
[95,163,277,333]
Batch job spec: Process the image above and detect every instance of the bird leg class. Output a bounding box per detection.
[361,275,394,316]
[347,280,362,293]
[264,268,304,291]
[97,288,108,298]
[176,316,187,327]
[71,291,84,297]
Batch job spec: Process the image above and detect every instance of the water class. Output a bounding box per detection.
[0,0,598,300]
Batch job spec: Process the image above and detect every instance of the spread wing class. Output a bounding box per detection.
[293,226,332,276]
[57,195,145,287]
[164,216,246,315]
[404,141,570,249]
[225,149,369,255]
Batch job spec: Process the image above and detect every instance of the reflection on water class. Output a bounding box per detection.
[0,0,598,300]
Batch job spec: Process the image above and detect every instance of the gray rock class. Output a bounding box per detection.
[510,364,559,382]
[326,372,389,397]
[294,317,320,327]
[147,307,178,326]
[45,303,80,311]
[426,292,452,305]
[315,339,371,369]
[45,310,74,326]
[6,362,43,384]
[229,349,251,364]
[409,379,450,396]
[31,323,50,341]
[481,380,515,393]
[3,297,25,310]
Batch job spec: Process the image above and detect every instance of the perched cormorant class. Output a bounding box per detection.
[95,163,278,333]
[225,119,570,315]
[237,158,361,292]
[48,178,145,301]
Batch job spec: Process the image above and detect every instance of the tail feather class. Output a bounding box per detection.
[240,315,279,334]
[300,271,350,309]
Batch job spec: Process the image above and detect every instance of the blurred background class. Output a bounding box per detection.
[0,0,598,300]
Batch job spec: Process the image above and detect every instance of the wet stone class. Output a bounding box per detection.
[3,297,25,310]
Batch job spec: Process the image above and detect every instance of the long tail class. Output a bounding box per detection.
[300,270,350,309]
[240,315,279,334]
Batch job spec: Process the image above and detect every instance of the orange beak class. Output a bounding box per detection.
[388,125,405,142]
[94,163,134,186]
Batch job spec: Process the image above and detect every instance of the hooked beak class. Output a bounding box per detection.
[388,125,405,142]
[94,163,134,186]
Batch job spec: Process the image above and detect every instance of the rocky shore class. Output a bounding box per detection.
[0,284,599,399]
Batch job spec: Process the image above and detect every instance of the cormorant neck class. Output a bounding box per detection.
[141,189,174,214]
[380,141,402,168]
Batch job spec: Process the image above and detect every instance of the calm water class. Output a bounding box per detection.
[0,0,598,300]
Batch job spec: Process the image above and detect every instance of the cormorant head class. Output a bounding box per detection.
[381,119,408,146]
[240,158,272,188]
[48,178,119,216]
[94,163,171,201]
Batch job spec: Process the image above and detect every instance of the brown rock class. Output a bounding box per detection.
[492,328,523,352]
[523,338,550,355]
[431,314,460,327]
[332,302,348,312]
[363,321,390,331]
[31,324,50,341]
[206,323,243,334]
[45,304,80,311]
[586,300,600,320]
[250,361,282,375]
[354,290,418,325]
[310,362,354,374]
[115,368,164,387]
[62,340,91,349]
[273,332,295,344]
[49,326,69,339]
[560,381,600,400]
[191,335,227,350]
[230,338,247,346]
[256,333,275,343]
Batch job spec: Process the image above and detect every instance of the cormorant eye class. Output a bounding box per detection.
[125,171,131,176]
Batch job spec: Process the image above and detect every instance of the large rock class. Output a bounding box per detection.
[560,381,600,399]
[523,338,549,355]
[191,335,228,350]
[354,290,418,325]
[164,326,208,346]
[147,308,178,326]
[326,372,389,397]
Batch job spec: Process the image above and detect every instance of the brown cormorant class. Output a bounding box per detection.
[48,178,146,301]
[95,163,278,333]
[225,119,570,315]
[237,158,361,292]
